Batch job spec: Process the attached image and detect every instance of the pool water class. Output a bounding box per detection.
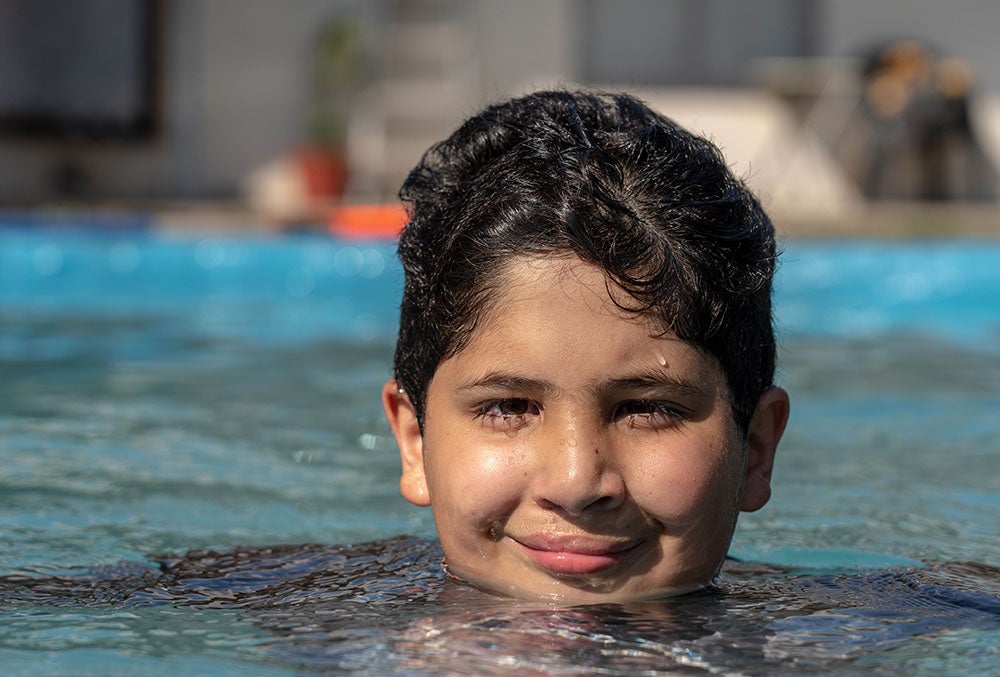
[1,229,998,674]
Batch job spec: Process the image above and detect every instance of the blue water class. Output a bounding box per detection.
[1,229,998,674]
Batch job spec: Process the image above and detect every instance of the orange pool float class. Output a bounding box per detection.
[329,204,408,240]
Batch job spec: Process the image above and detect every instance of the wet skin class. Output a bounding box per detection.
[384,255,788,602]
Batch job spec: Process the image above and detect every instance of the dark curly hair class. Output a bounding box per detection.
[393,89,778,432]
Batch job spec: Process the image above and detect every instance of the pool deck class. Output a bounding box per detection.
[1,200,998,239]
[771,201,1000,239]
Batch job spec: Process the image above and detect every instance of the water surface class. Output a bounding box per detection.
[1,231,998,674]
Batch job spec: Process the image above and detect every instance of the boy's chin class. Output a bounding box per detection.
[444,562,711,604]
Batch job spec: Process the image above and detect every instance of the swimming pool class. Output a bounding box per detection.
[1,228,998,674]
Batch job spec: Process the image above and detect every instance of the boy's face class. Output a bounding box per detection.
[384,255,788,602]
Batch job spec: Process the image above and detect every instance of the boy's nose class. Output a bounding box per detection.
[532,423,625,516]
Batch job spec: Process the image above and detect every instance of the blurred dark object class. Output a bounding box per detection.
[0,0,162,142]
[50,160,88,199]
[858,39,997,202]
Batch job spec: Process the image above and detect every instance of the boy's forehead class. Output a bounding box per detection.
[488,254,663,330]
[435,252,735,393]
[431,252,733,417]
[454,254,722,376]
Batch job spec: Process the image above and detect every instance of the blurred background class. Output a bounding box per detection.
[2,6,999,670]
[1,0,999,236]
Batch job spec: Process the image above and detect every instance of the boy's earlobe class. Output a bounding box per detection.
[381,380,431,507]
[740,386,790,512]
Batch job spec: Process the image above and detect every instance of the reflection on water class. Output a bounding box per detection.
[2,537,998,674]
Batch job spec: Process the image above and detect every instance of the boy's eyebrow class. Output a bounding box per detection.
[454,369,709,399]
[594,370,708,399]
[454,371,559,396]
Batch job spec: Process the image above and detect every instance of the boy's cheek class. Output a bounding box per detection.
[628,440,743,517]
[423,440,524,511]
[425,448,517,504]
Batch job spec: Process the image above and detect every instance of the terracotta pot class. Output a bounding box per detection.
[296,146,347,199]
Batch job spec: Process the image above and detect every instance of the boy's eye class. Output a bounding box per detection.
[478,398,539,418]
[614,400,685,428]
[475,398,540,432]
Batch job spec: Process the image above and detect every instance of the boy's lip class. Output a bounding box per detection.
[509,534,643,576]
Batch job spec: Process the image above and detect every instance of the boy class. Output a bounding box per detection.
[382,90,790,602]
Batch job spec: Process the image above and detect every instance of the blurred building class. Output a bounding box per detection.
[1,0,999,219]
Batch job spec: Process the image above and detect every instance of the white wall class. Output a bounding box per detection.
[472,0,579,101]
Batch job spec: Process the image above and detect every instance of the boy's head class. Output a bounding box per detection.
[393,90,776,433]
[383,90,789,602]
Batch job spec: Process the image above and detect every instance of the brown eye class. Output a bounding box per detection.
[614,400,685,428]
[479,399,539,418]
[474,399,540,434]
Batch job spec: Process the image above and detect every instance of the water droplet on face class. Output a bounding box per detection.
[568,437,577,447]
[656,352,668,367]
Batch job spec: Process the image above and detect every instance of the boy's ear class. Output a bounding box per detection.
[740,386,790,512]
[381,380,431,507]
